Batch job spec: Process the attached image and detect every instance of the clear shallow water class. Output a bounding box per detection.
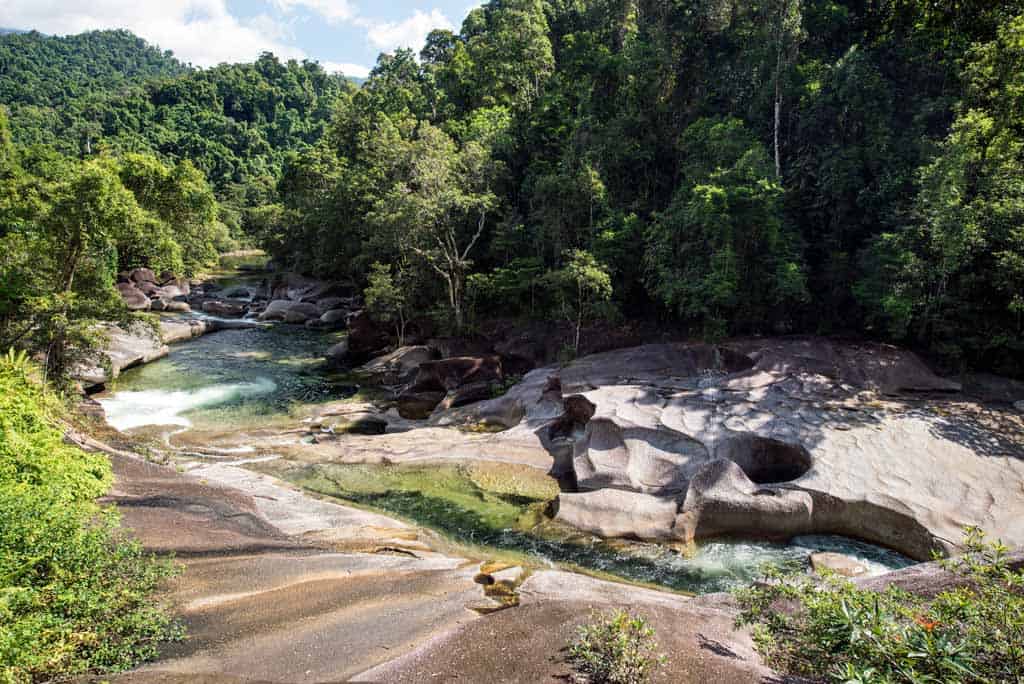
[285,461,915,594]
[99,321,351,431]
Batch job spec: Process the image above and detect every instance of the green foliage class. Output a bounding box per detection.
[645,118,807,338]
[364,262,411,345]
[856,15,1024,374]
[567,609,665,684]
[545,249,614,353]
[734,528,1024,683]
[7,0,1024,377]
[0,355,180,682]
[0,31,348,203]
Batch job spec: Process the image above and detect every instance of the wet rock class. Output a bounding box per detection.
[259,300,319,323]
[163,301,191,313]
[202,300,247,318]
[810,552,869,577]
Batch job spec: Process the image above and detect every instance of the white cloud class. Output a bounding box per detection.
[1,0,304,66]
[320,60,370,79]
[272,0,356,25]
[358,8,454,52]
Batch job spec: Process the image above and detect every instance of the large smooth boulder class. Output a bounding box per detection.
[129,267,157,285]
[202,300,247,317]
[75,324,168,386]
[136,280,160,296]
[555,489,682,541]
[356,346,436,386]
[325,339,349,366]
[316,297,348,314]
[412,356,503,393]
[158,277,191,298]
[726,338,960,394]
[572,417,711,495]
[675,459,814,542]
[163,301,191,313]
[283,302,320,324]
[259,300,319,323]
[117,282,151,311]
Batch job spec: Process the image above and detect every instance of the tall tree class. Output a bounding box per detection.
[371,124,502,330]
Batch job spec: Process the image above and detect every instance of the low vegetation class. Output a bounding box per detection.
[0,351,179,683]
[734,528,1024,683]
[567,609,665,684]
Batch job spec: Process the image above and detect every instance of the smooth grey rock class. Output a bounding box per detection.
[555,489,681,541]
[356,346,435,386]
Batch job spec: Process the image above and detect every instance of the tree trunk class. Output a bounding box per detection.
[774,52,783,180]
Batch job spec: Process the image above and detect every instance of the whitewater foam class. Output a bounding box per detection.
[99,377,278,431]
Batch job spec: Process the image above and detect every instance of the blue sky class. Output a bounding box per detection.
[3,1,479,78]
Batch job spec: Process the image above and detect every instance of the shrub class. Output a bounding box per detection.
[734,528,1024,683]
[567,609,665,684]
[0,352,180,683]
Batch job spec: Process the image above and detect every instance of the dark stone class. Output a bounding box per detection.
[439,381,494,411]
[411,356,503,393]
[202,300,247,318]
[396,390,446,420]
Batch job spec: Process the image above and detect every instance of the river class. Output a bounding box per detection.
[97,257,913,594]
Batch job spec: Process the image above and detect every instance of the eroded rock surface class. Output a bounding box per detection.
[305,339,1023,561]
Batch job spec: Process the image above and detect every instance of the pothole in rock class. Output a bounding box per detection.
[715,435,812,484]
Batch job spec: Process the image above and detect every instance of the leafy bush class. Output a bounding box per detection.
[0,353,180,683]
[734,528,1024,683]
[568,609,665,684]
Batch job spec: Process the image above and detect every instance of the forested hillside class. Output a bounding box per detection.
[2,2,1024,379]
[261,0,1024,376]
[0,30,351,232]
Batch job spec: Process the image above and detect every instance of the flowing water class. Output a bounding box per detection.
[98,258,914,594]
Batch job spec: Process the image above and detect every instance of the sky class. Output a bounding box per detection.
[1,0,481,78]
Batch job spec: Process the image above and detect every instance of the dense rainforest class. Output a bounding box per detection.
[260,0,1024,376]
[3,0,1024,386]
